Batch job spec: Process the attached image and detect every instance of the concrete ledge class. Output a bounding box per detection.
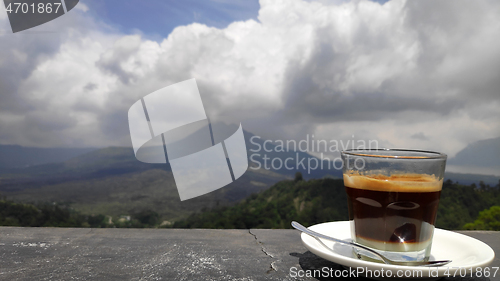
[0,227,498,280]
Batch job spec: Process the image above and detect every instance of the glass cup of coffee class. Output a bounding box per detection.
[341,149,447,262]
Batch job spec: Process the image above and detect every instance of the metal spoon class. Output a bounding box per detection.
[292,221,451,267]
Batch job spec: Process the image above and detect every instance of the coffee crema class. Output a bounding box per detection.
[344,173,442,252]
[343,173,442,193]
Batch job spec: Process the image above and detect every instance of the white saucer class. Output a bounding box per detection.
[300,221,495,280]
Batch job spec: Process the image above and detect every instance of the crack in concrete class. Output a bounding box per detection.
[248,229,278,273]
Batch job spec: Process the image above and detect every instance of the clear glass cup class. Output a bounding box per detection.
[341,149,447,262]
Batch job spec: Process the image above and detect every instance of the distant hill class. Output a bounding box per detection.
[173,177,500,230]
[444,172,500,187]
[0,145,96,169]
[447,137,500,177]
[448,137,500,167]
[0,129,498,222]
[0,146,288,221]
[0,147,162,192]
[239,125,499,185]
[1,128,497,185]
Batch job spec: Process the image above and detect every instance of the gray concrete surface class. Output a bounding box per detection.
[0,227,497,281]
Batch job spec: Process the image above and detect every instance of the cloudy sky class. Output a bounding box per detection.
[0,0,499,164]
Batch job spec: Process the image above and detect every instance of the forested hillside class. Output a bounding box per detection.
[1,175,498,230]
[173,175,500,230]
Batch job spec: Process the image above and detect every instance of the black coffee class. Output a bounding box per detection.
[344,174,442,252]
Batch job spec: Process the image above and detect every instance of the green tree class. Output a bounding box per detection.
[294,172,303,182]
[134,209,160,226]
[463,206,500,231]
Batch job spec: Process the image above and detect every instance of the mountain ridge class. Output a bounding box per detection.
[0,145,96,169]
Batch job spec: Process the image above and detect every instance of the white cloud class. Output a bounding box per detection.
[75,3,89,12]
[0,0,499,158]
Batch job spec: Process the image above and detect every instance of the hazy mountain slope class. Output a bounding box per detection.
[448,137,500,167]
[1,146,288,220]
[0,145,95,169]
[0,147,161,191]
[447,137,500,177]
[1,130,498,222]
[444,172,500,187]
[5,167,287,221]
